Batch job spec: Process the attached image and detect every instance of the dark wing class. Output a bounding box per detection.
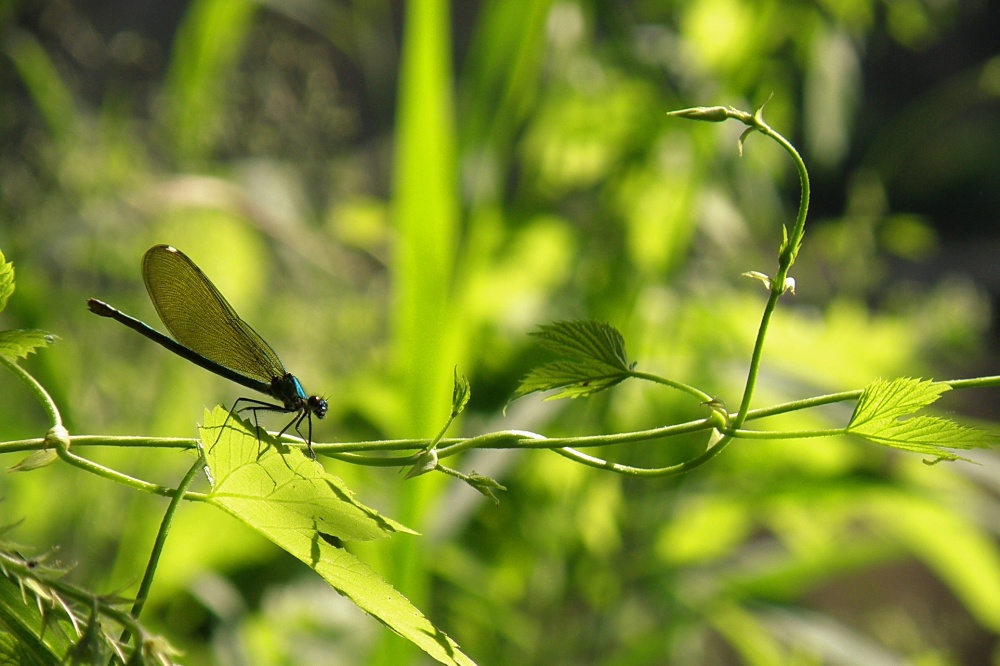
[141,245,286,384]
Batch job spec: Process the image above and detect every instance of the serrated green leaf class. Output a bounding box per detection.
[850,377,949,426]
[853,415,991,461]
[847,378,994,460]
[203,407,412,542]
[531,320,630,370]
[516,360,631,400]
[515,321,634,400]
[0,251,13,314]
[200,408,477,666]
[0,331,57,361]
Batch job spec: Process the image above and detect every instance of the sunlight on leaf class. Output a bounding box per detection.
[847,378,995,461]
[532,320,630,368]
[0,331,57,361]
[202,407,411,543]
[0,251,59,361]
[200,408,477,666]
[514,320,635,401]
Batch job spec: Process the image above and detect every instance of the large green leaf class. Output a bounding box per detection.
[847,378,995,461]
[203,407,411,543]
[201,408,477,666]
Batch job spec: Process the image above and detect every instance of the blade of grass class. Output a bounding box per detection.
[162,0,257,160]
[380,0,460,663]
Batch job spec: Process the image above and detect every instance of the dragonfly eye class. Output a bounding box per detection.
[310,396,329,419]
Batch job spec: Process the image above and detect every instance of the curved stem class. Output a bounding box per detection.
[0,354,61,427]
[122,454,205,642]
[3,372,995,480]
[629,370,714,402]
[55,443,210,502]
[733,120,811,428]
[553,436,731,478]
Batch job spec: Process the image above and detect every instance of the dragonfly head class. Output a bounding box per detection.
[309,395,328,419]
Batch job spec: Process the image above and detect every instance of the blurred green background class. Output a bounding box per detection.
[3,0,1000,663]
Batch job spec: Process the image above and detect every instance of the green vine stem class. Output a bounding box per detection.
[665,102,810,468]
[38,367,999,480]
[0,353,62,428]
[119,453,205,648]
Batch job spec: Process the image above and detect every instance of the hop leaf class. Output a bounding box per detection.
[514,320,635,401]
[200,408,476,665]
[0,330,58,361]
[0,250,57,361]
[847,378,995,462]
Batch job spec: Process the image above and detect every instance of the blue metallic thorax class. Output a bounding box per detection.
[290,375,308,400]
[271,373,309,409]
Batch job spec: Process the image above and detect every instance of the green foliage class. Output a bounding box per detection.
[201,408,474,666]
[0,542,177,665]
[202,407,410,543]
[0,250,56,362]
[0,331,56,362]
[514,321,635,400]
[847,378,995,461]
[2,0,999,664]
[0,254,51,362]
[451,369,471,418]
[0,252,12,312]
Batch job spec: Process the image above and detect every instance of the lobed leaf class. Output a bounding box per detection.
[850,377,949,426]
[515,361,631,400]
[530,320,630,370]
[515,321,634,401]
[847,378,995,461]
[203,407,411,543]
[200,408,477,666]
[0,331,57,361]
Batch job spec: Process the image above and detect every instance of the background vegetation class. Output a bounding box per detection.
[2,0,1000,663]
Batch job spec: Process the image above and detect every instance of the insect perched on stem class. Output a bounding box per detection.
[88,245,327,458]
